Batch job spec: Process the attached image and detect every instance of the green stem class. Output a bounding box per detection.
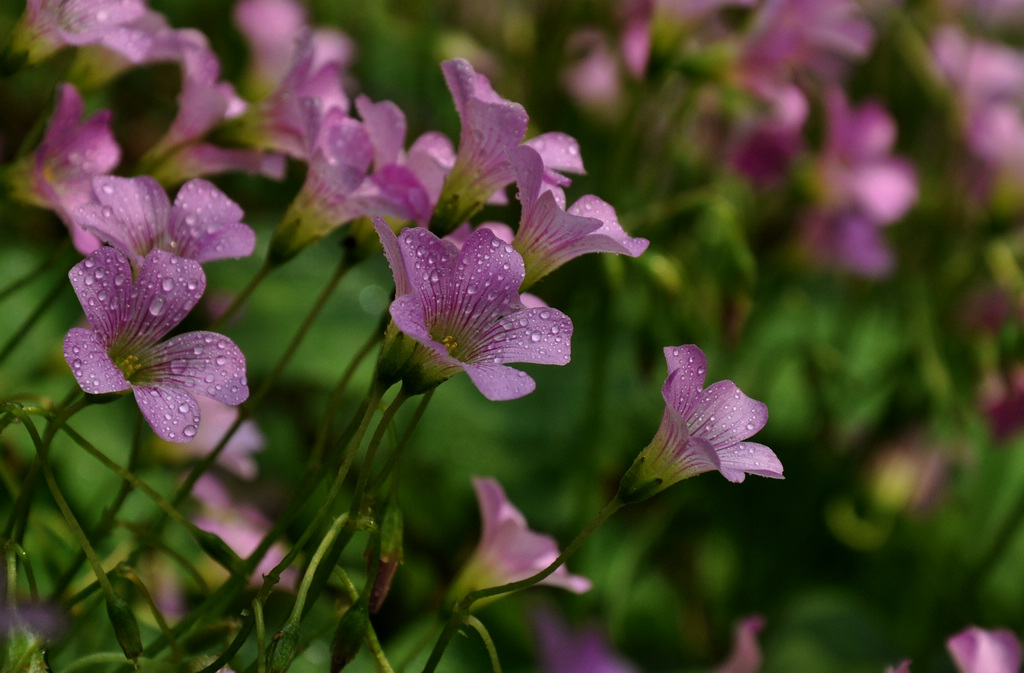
[336,569,395,673]
[63,654,176,673]
[465,616,502,673]
[255,599,268,673]
[369,389,433,492]
[421,496,623,673]
[349,389,409,518]
[209,258,274,330]
[117,565,182,659]
[285,513,350,629]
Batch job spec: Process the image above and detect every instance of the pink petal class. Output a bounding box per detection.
[133,384,201,443]
[63,327,129,394]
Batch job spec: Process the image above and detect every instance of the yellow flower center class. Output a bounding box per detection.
[440,335,458,353]
[117,354,141,377]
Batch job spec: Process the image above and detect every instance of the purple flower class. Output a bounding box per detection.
[374,218,573,401]
[4,83,120,255]
[803,88,917,277]
[4,0,149,68]
[533,607,639,673]
[947,627,1021,673]
[508,145,648,288]
[269,104,433,262]
[618,345,782,502]
[227,31,351,160]
[63,247,248,442]
[712,616,765,673]
[450,478,591,599]
[430,58,584,234]
[74,176,256,270]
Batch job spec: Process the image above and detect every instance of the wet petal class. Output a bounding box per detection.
[716,442,784,483]
[63,327,129,394]
[661,345,708,418]
[133,384,201,443]
[468,307,572,367]
[445,228,525,333]
[683,379,769,451]
[463,363,536,401]
[68,246,134,343]
[356,95,407,169]
[145,331,249,405]
[77,175,172,266]
[170,179,254,261]
[122,250,205,349]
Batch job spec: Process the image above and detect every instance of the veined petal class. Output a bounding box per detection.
[356,95,407,169]
[143,331,249,405]
[661,345,709,418]
[564,196,648,258]
[716,442,784,483]
[443,228,525,334]
[68,246,134,344]
[466,307,572,366]
[133,384,201,443]
[373,217,413,297]
[121,250,205,350]
[463,363,536,401]
[77,176,172,266]
[63,327,130,394]
[524,132,584,176]
[169,179,254,261]
[683,379,769,451]
[394,226,460,327]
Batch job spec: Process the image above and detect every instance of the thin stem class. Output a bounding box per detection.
[63,654,176,673]
[209,258,274,330]
[285,513,350,628]
[369,389,433,492]
[117,565,182,659]
[349,389,409,518]
[336,568,396,673]
[421,496,624,673]
[465,616,502,673]
[0,274,66,368]
[254,599,267,673]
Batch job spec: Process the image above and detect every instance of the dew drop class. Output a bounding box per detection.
[149,297,165,316]
[161,278,175,292]
[100,183,114,194]
[530,332,542,342]
[183,425,198,438]
[178,403,190,413]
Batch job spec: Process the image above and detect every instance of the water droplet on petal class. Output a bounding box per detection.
[149,297,165,316]
[183,425,198,438]
[162,278,175,292]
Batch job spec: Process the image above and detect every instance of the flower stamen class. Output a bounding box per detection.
[440,335,458,353]
[117,354,141,378]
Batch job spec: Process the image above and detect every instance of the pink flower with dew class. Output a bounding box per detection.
[803,88,917,277]
[5,83,120,255]
[533,607,639,673]
[6,0,149,68]
[374,218,573,401]
[268,103,433,262]
[451,478,591,599]
[509,145,648,289]
[192,475,295,589]
[947,626,1022,673]
[63,247,248,442]
[713,616,765,673]
[618,345,782,503]
[74,176,256,271]
[430,58,584,234]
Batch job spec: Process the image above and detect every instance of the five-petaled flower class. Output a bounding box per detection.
[373,217,573,401]
[450,477,591,601]
[618,345,782,503]
[63,246,248,442]
[74,175,256,271]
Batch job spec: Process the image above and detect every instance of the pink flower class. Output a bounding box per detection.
[451,478,591,599]
[803,88,917,277]
[374,218,572,400]
[4,83,120,255]
[947,627,1022,673]
[619,345,782,503]
[430,58,584,234]
[713,616,765,673]
[508,145,648,289]
[63,247,248,442]
[533,607,640,673]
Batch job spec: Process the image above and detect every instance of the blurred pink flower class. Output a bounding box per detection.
[713,616,765,673]
[450,477,591,599]
[803,88,917,276]
[4,83,120,255]
[534,607,640,673]
[947,626,1022,673]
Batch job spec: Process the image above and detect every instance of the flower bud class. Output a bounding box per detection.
[269,622,301,673]
[192,527,244,574]
[368,501,403,614]
[330,600,369,673]
[105,594,142,663]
